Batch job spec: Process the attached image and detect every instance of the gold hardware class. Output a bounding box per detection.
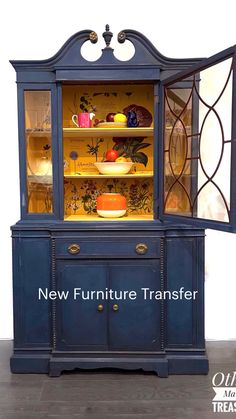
[97,304,104,312]
[68,243,80,254]
[89,31,98,44]
[135,243,148,255]
[112,304,119,312]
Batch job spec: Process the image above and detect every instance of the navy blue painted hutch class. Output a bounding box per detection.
[10,26,236,376]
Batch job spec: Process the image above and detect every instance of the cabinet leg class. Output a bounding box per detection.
[154,363,169,378]
[49,367,61,377]
[156,369,168,378]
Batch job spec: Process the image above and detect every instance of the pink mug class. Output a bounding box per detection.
[72,112,95,128]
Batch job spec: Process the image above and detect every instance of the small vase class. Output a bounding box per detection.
[127,110,139,127]
[96,193,127,218]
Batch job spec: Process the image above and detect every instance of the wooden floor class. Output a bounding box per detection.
[0,341,236,418]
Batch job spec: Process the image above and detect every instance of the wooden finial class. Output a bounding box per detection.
[103,24,113,48]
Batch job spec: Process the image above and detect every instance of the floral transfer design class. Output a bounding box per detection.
[65,182,80,213]
[128,181,152,213]
[64,178,153,216]
[80,179,101,214]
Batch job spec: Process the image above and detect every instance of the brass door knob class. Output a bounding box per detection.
[68,243,80,254]
[97,304,104,312]
[112,304,119,312]
[135,243,148,255]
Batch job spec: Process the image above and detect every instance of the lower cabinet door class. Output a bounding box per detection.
[56,261,108,350]
[56,259,160,352]
[109,260,161,351]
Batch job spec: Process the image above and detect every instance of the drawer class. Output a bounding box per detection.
[55,237,161,259]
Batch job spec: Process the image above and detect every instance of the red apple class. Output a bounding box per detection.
[105,149,119,162]
[106,112,116,122]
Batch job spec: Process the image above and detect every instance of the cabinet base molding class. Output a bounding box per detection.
[10,353,209,377]
[49,357,169,377]
[10,354,50,374]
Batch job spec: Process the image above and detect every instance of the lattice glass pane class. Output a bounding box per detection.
[197,58,232,107]
[164,56,233,223]
[199,110,223,178]
[193,181,229,222]
[164,88,192,214]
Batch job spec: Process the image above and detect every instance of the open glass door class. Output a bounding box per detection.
[161,46,236,232]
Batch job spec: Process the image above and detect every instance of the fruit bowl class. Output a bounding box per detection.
[94,162,133,175]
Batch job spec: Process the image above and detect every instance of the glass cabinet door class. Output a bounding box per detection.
[161,46,236,232]
[24,90,53,213]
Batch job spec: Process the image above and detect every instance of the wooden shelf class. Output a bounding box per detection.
[165,126,191,131]
[165,172,192,177]
[27,175,52,184]
[26,130,51,137]
[63,127,154,138]
[165,210,191,216]
[64,171,153,179]
[65,214,153,221]
[25,127,154,138]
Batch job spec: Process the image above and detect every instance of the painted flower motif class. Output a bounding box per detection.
[87,138,104,162]
[66,201,80,211]
[128,180,152,214]
[112,137,126,145]
[65,182,81,214]
[69,151,78,160]
[64,160,69,169]
[112,137,150,166]
[43,144,51,151]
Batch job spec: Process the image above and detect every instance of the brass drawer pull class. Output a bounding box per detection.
[112,304,119,312]
[68,243,80,254]
[97,304,104,312]
[135,243,148,255]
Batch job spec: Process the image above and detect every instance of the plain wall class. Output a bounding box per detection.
[0,0,236,339]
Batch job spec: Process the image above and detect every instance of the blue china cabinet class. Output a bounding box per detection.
[10,25,236,376]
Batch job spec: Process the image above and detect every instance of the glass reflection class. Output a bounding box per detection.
[24,91,53,213]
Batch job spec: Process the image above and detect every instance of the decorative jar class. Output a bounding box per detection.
[96,193,127,218]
